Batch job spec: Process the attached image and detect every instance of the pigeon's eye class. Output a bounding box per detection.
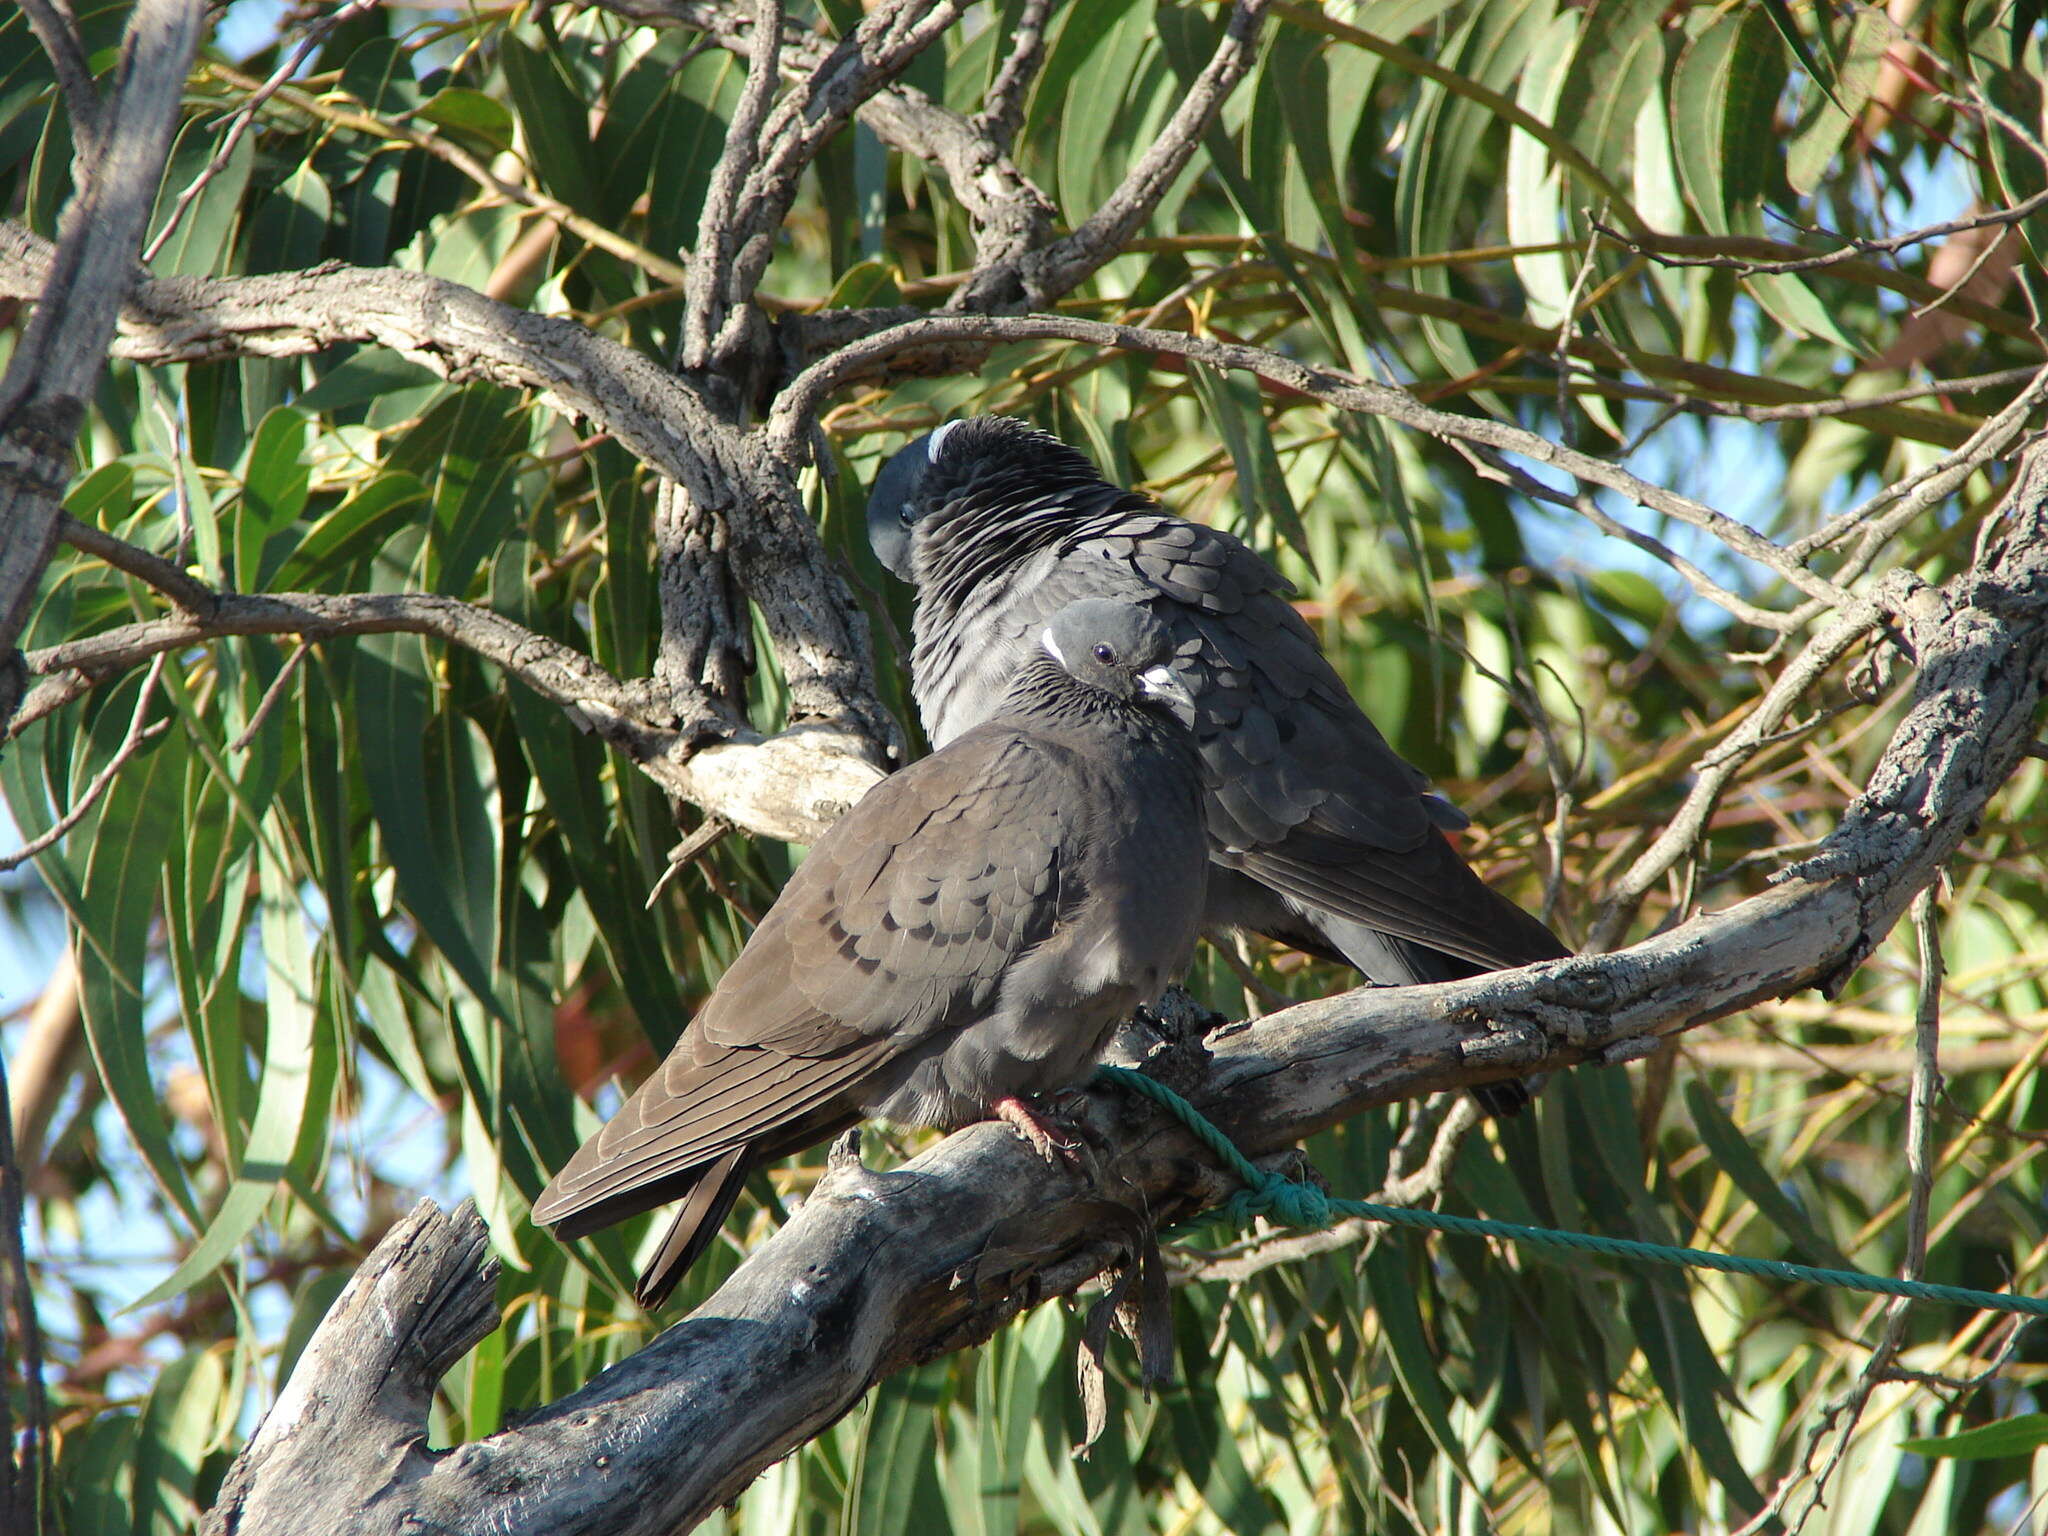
[898,505,916,527]
[1092,643,1114,663]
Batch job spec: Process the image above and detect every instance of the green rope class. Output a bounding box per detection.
[1092,1065,2048,1320]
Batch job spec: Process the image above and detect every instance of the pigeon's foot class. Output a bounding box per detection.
[991,1094,1086,1168]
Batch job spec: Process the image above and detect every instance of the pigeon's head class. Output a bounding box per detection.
[865,416,1104,582]
[1038,598,1195,724]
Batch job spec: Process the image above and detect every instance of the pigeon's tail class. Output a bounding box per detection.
[1468,1078,1537,1117]
[634,1146,751,1310]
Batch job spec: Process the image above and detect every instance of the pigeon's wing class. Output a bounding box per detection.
[721,725,1073,1044]
[532,729,1075,1236]
[530,1022,892,1235]
[1066,518,1566,971]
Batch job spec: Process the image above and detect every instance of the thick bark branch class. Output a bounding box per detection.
[0,0,203,729]
[14,586,884,846]
[203,441,2048,1536]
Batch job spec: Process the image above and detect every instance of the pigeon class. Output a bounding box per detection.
[866,416,1570,1113]
[533,598,1209,1307]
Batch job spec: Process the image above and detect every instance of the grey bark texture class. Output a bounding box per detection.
[200,439,2048,1536]
[0,0,203,724]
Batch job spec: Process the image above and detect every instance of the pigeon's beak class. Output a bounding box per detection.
[1138,663,1195,720]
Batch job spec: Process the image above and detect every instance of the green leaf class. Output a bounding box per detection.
[355,633,503,1009]
[147,115,254,279]
[1901,1414,2048,1461]
[1786,6,1887,195]
[1559,0,1669,178]
[236,407,311,592]
[646,51,742,260]
[270,471,431,591]
[132,820,331,1310]
[1682,1079,1855,1272]
[276,1270,351,1392]
[1185,363,1315,571]
[129,1346,229,1536]
[502,34,600,214]
[71,712,200,1226]
[1669,6,1850,348]
[1505,10,1578,329]
[846,1361,950,1536]
[1362,1243,1481,1492]
[293,349,439,420]
[418,86,516,153]
[389,385,529,597]
[244,161,332,275]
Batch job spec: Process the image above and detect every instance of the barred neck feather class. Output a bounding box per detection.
[911,471,1147,616]
[995,653,1186,748]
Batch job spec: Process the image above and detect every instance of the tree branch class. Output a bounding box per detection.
[57,513,214,611]
[590,0,1056,308]
[973,0,1050,151]
[769,312,1858,611]
[680,0,783,373]
[0,228,901,757]
[1006,0,1269,306]
[680,0,966,377]
[1595,190,2048,279]
[14,589,883,846]
[0,653,169,874]
[203,437,2048,1536]
[17,0,99,160]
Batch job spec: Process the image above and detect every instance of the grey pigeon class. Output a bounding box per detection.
[533,598,1208,1307]
[866,416,1569,1113]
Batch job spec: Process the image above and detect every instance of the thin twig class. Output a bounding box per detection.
[1606,364,2042,425]
[1587,593,1895,951]
[1169,1097,1481,1284]
[59,513,216,612]
[1593,187,2048,279]
[1905,889,1944,1277]
[1789,360,2048,565]
[1780,898,1943,1534]
[645,817,732,909]
[226,639,310,752]
[1458,444,1795,631]
[202,63,690,287]
[0,654,170,873]
[1552,222,1605,445]
[973,0,1050,149]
